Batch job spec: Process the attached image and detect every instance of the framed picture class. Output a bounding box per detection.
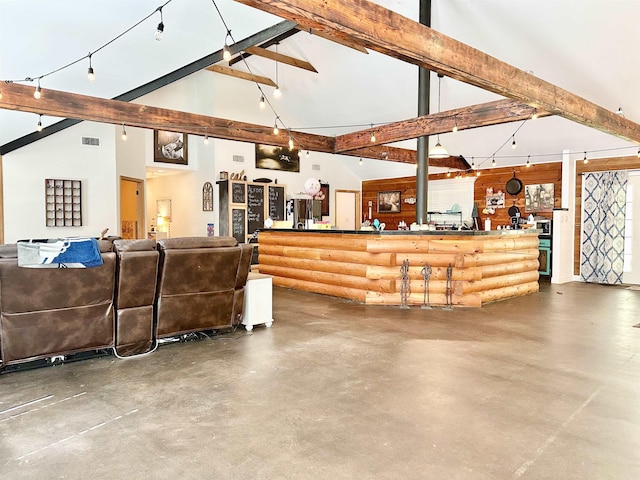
[202,182,213,211]
[486,192,505,209]
[525,183,554,213]
[154,130,187,165]
[377,190,401,213]
[255,144,300,172]
[320,182,330,216]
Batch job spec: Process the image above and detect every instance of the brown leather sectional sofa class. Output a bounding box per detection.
[0,237,253,370]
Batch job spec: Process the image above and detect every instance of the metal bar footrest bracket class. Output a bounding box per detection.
[445,263,453,310]
[400,258,411,309]
[421,263,432,309]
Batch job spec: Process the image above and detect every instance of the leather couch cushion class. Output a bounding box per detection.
[113,239,157,252]
[157,236,237,250]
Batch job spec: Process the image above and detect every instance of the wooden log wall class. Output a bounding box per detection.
[574,155,640,275]
[258,230,540,307]
[362,163,562,229]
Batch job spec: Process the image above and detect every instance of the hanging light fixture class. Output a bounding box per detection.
[204,131,209,145]
[531,108,538,120]
[491,155,496,167]
[637,148,640,158]
[34,79,42,99]
[583,152,588,164]
[452,115,458,133]
[471,157,475,169]
[511,135,517,149]
[429,74,449,159]
[288,131,294,150]
[359,158,363,166]
[273,119,279,135]
[87,53,95,82]
[370,124,376,143]
[36,114,43,132]
[121,123,127,141]
[259,95,266,109]
[526,155,531,168]
[273,43,281,97]
[306,150,310,158]
[222,30,232,61]
[155,7,164,41]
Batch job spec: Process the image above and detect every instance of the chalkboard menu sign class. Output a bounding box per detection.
[269,185,285,221]
[231,208,246,243]
[247,183,265,235]
[231,181,246,204]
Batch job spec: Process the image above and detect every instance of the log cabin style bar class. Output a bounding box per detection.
[257,229,540,307]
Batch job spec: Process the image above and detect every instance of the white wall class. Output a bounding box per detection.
[3,122,118,242]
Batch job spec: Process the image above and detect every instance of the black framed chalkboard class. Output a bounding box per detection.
[247,183,265,234]
[268,185,285,221]
[231,181,246,204]
[231,208,246,243]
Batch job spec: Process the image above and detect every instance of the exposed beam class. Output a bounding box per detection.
[236,0,640,145]
[244,46,318,73]
[0,83,334,153]
[335,99,551,153]
[343,145,470,170]
[0,20,299,155]
[205,64,277,87]
[229,28,300,66]
[295,24,368,54]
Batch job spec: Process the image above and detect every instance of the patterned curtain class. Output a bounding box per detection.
[581,171,628,284]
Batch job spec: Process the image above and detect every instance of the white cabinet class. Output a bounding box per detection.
[242,273,273,331]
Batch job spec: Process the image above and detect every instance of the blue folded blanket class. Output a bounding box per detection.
[17,238,103,268]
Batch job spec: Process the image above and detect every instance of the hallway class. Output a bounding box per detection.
[1,281,639,479]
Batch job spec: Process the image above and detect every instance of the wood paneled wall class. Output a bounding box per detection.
[574,156,640,275]
[362,163,562,229]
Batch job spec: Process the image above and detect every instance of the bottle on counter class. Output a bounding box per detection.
[484,218,491,231]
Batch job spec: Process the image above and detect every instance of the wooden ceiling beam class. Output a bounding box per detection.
[205,64,277,87]
[244,46,318,73]
[343,145,470,170]
[335,99,550,153]
[0,82,334,153]
[236,0,640,145]
[229,28,301,66]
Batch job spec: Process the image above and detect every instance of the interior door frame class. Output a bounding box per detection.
[119,176,145,239]
[335,189,361,230]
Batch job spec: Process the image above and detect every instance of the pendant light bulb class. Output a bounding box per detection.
[491,156,496,167]
[511,136,517,149]
[637,148,640,158]
[288,136,294,150]
[428,76,449,159]
[204,135,209,145]
[34,80,42,99]
[359,158,363,166]
[446,169,451,177]
[531,108,538,120]
[370,130,376,143]
[526,155,531,168]
[306,150,310,158]
[259,95,266,109]
[121,124,127,141]
[155,8,164,41]
[273,86,281,98]
[452,116,458,133]
[471,157,475,168]
[476,170,481,177]
[87,54,95,82]
[583,152,588,164]
[273,121,279,135]
[36,114,43,132]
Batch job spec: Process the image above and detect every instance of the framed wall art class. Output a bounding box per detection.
[377,190,401,213]
[154,130,187,165]
[255,143,300,172]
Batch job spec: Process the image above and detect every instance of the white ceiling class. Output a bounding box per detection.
[1,0,639,174]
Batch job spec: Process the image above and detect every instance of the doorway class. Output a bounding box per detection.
[120,177,145,239]
[335,189,360,230]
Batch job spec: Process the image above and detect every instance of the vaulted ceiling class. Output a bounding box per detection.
[1,0,639,176]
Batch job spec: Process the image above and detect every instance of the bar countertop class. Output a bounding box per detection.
[262,228,540,236]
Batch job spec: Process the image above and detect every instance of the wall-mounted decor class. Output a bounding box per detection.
[378,190,401,213]
[255,144,300,172]
[319,182,330,216]
[45,178,82,227]
[207,223,215,237]
[525,183,554,212]
[202,182,213,211]
[485,192,505,209]
[154,130,187,165]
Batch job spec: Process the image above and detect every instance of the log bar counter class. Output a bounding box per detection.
[257,229,541,307]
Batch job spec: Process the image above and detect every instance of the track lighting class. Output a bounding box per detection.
[222,31,232,61]
[526,155,531,168]
[259,95,266,109]
[583,152,588,164]
[36,114,43,132]
[452,116,458,133]
[155,7,164,41]
[34,79,41,99]
[511,135,517,149]
[491,155,496,167]
[121,124,127,141]
[87,54,95,82]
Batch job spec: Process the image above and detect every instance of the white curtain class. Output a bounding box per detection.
[581,171,628,284]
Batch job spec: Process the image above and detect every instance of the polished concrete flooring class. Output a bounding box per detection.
[1,281,640,479]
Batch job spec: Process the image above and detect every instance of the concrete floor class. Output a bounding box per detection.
[1,281,639,479]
